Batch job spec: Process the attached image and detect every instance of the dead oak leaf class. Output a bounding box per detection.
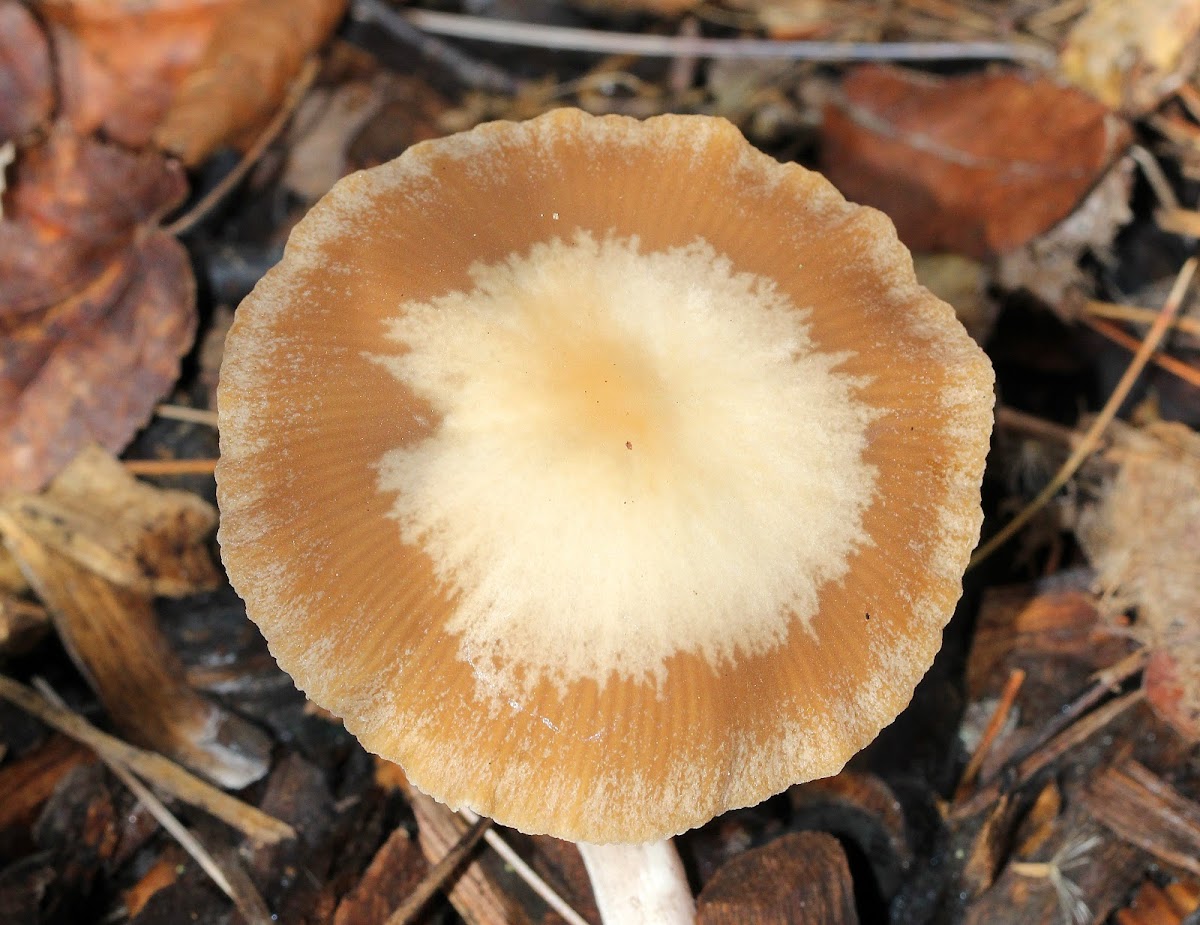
[0,125,187,314]
[0,128,195,492]
[822,66,1132,258]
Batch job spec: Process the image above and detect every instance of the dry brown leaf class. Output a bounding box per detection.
[283,71,448,202]
[997,157,1134,311]
[283,79,381,202]
[155,0,347,165]
[0,125,186,314]
[0,127,195,492]
[40,0,242,148]
[1078,422,1200,741]
[0,0,55,142]
[1060,0,1200,115]
[822,66,1132,258]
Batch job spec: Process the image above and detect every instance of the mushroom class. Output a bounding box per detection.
[217,108,993,920]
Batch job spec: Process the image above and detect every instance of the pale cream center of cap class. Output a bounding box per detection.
[372,233,879,695]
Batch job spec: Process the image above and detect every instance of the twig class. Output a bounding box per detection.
[351,0,521,94]
[995,406,1087,450]
[1002,649,1149,773]
[383,7,1056,65]
[1130,145,1181,212]
[1082,299,1200,340]
[1081,315,1200,389]
[156,404,220,428]
[954,668,1026,802]
[33,679,273,925]
[385,815,492,925]
[459,807,592,925]
[969,257,1197,569]
[0,673,294,844]
[1177,82,1200,125]
[164,57,320,237]
[951,688,1145,820]
[1156,207,1200,238]
[123,459,219,476]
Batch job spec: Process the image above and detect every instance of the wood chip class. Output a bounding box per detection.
[696,830,858,925]
[1082,759,1200,877]
[334,828,429,925]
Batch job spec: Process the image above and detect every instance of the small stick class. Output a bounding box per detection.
[123,459,218,476]
[458,807,591,925]
[995,406,1087,450]
[1002,649,1149,775]
[1130,146,1181,212]
[969,257,1197,569]
[156,404,220,428]
[954,668,1026,802]
[385,815,493,925]
[1157,207,1200,238]
[390,7,1055,65]
[351,0,521,94]
[952,688,1145,820]
[164,57,320,238]
[1082,299,1200,340]
[0,673,294,844]
[1177,82,1200,124]
[1081,315,1200,389]
[33,680,273,925]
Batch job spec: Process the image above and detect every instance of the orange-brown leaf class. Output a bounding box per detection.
[823,66,1132,258]
[155,0,347,165]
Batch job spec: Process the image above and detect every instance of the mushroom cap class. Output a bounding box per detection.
[217,108,993,844]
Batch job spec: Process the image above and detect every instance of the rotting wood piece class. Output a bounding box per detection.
[403,789,531,925]
[0,734,90,831]
[1081,759,1200,878]
[0,674,293,845]
[962,807,1140,925]
[1114,876,1200,925]
[789,771,912,902]
[0,448,271,788]
[333,827,429,925]
[695,830,858,925]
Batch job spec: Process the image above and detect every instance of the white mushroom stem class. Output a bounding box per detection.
[578,840,695,925]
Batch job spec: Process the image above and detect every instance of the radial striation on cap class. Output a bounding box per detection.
[217,108,994,844]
